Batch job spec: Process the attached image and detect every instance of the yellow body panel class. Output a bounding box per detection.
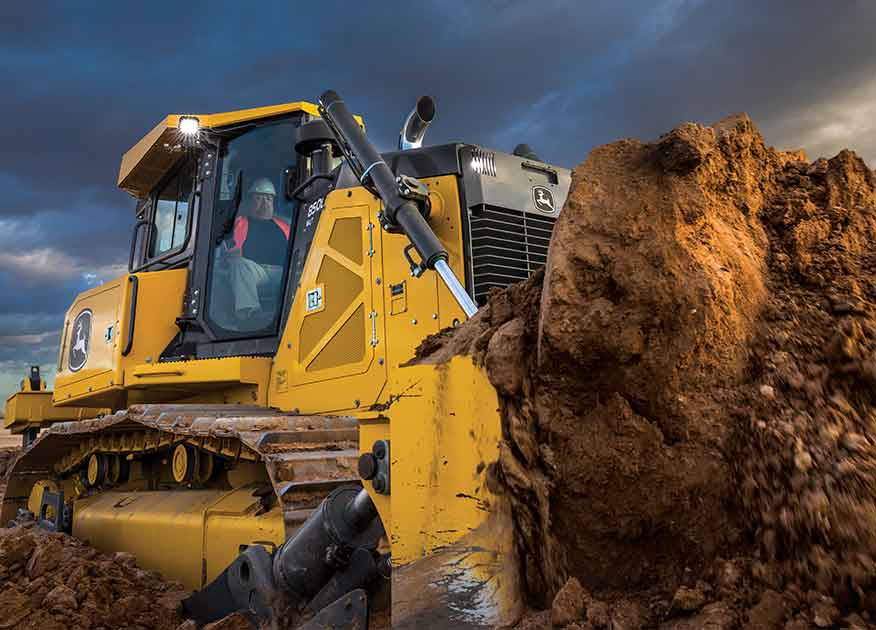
[268,175,467,415]
[56,277,124,392]
[74,488,286,589]
[378,176,467,371]
[3,391,104,433]
[271,188,384,413]
[126,357,271,406]
[54,268,186,408]
[386,356,502,564]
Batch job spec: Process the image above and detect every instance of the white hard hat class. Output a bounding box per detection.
[248,177,276,196]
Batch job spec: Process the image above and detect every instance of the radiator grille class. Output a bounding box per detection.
[469,206,556,303]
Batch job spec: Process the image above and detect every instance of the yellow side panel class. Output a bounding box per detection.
[74,488,285,589]
[271,191,386,413]
[125,356,271,406]
[54,278,124,397]
[119,269,188,370]
[53,268,187,409]
[388,356,502,565]
[428,177,469,331]
[378,176,467,376]
[270,175,468,416]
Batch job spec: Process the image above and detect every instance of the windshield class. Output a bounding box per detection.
[207,118,300,335]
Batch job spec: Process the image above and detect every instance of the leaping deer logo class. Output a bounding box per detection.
[69,309,92,372]
[72,322,87,355]
[532,186,556,214]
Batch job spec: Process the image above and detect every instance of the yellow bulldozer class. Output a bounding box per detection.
[2,91,570,628]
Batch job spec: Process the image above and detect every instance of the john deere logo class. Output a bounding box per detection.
[69,309,92,373]
[532,186,556,214]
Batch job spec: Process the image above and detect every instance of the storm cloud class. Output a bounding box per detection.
[1,0,874,399]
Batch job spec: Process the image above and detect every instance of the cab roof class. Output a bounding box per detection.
[118,101,352,199]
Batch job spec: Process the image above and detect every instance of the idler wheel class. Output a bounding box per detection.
[86,453,107,487]
[172,443,199,484]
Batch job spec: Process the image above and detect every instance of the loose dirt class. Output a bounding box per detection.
[0,524,187,630]
[0,452,263,630]
[419,114,876,627]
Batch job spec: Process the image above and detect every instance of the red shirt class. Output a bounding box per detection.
[229,216,291,265]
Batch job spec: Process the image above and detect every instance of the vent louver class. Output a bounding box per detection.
[469,148,496,177]
[469,206,556,303]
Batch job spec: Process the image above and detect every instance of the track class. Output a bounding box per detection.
[1,404,361,536]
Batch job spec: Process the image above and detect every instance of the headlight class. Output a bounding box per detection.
[178,116,200,136]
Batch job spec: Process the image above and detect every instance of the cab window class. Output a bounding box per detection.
[207,119,300,335]
[150,159,195,258]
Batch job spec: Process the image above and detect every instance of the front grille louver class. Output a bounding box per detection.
[469,206,556,303]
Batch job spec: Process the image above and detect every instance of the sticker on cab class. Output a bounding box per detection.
[306,287,323,313]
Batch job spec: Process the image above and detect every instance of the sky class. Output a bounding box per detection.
[1,0,875,403]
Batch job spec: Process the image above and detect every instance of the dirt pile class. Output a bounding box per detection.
[0,524,188,629]
[740,149,876,602]
[420,114,876,626]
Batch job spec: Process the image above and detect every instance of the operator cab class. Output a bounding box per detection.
[125,105,341,361]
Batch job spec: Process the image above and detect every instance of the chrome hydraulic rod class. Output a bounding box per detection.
[435,259,477,317]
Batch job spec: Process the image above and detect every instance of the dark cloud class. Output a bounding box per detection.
[1,0,874,395]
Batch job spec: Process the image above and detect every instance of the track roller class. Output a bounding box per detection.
[86,453,107,487]
[105,453,129,484]
[172,443,199,484]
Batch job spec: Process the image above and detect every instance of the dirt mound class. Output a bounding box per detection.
[419,114,876,625]
[0,524,188,629]
[740,149,876,603]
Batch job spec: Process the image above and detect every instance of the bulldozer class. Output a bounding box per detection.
[2,91,570,628]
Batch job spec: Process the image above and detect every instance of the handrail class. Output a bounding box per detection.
[121,276,139,357]
[128,219,149,272]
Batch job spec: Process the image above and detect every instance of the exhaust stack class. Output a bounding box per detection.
[398,96,436,150]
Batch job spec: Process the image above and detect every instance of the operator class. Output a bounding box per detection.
[225,178,290,318]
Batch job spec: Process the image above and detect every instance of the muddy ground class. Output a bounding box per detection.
[0,520,266,629]
[421,114,876,628]
[0,450,261,629]
[0,524,187,630]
